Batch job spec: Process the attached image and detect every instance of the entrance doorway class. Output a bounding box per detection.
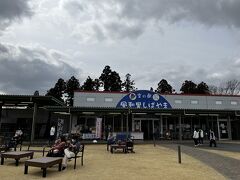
[133,117,161,140]
[141,120,152,140]
[218,120,229,139]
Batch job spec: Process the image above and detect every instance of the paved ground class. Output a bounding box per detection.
[159,141,240,179]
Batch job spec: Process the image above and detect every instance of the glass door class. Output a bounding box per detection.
[218,120,229,139]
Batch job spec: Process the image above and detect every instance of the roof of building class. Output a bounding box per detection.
[75,90,240,97]
[45,105,240,116]
[0,94,65,107]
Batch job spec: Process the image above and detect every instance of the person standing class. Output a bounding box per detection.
[49,125,56,145]
[13,127,23,144]
[209,129,217,147]
[199,128,204,145]
[193,128,199,147]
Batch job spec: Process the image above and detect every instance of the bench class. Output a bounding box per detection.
[1,151,34,166]
[27,144,50,157]
[24,157,62,178]
[107,133,134,153]
[110,144,127,153]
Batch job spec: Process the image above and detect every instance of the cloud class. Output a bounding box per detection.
[118,0,240,27]
[0,43,79,95]
[58,0,240,41]
[0,0,32,32]
[133,58,240,91]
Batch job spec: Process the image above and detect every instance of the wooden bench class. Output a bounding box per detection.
[110,144,127,153]
[27,144,50,157]
[1,151,34,166]
[24,157,62,178]
[109,141,134,153]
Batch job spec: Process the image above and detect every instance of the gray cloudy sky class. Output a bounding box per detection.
[1,0,240,95]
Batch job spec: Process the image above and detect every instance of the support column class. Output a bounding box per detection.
[103,115,105,140]
[160,115,163,138]
[152,120,154,139]
[31,103,37,142]
[112,115,115,132]
[126,111,129,133]
[228,115,232,140]
[0,104,2,133]
[121,113,123,132]
[179,115,182,141]
[69,108,72,134]
[217,116,220,140]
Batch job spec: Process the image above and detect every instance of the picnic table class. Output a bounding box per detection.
[24,157,62,178]
[110,144,127,153]
[1,151,34,166]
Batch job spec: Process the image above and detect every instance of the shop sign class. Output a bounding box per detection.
[116,90,172,109]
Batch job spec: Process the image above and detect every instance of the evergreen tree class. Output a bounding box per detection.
[180,80,197,94]
[196,82,210,94]
[46,78,66,101]
[82,76,95,91]
[122,73,135,92]
[99,65,112,91]
[109,71,122,91]
[156,79,173,94]
[99,65,122,91]
[93,78,101,91]
[65,76,80,106]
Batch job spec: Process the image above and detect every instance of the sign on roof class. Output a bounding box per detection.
[116,90,172,109]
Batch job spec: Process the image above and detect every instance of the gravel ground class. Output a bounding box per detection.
[0,144,225,180]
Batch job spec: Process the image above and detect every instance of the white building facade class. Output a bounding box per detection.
[72,90,240,140]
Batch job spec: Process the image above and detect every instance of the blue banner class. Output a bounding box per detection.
[116,90,172,109]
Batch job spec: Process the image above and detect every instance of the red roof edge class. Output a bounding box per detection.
[74,90,240,97]
[74,90,129,94]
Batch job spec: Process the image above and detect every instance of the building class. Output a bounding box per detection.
[70,90,240,140]
[1,90,240,141]
[0,95,66,142]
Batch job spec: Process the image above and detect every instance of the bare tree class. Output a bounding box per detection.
[218,83,225,94]
[209,79,240,95]
[225,79,240,95]
[209,85,218,94]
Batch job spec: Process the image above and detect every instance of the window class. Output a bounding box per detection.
[191,100,198,104]
[86,97,95,102]
[231,101,237,105]
[174,100,182,104]
[105,97,113,102]
[215,100,222,105]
